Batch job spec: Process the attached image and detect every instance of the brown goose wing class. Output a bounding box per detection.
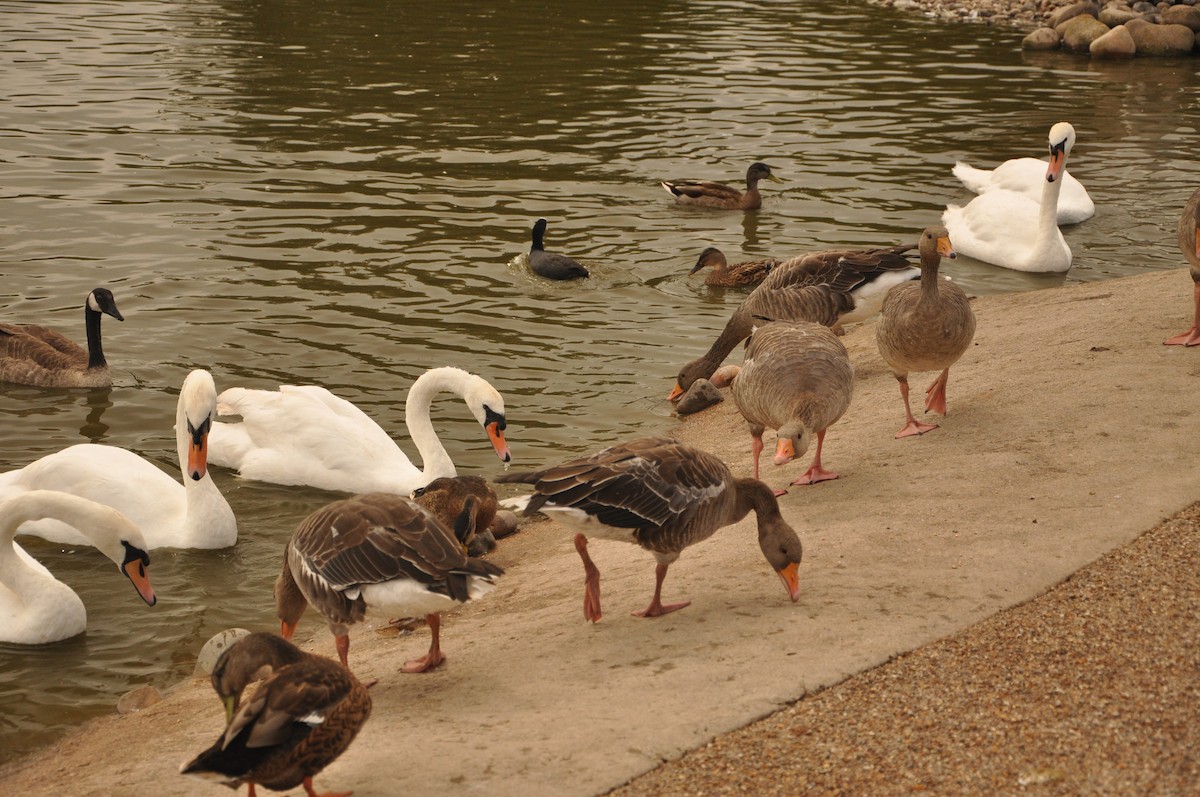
[0,323,88,368]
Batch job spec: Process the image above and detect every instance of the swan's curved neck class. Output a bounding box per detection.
[84,303,106,370]
[404,367,471,478]
[1037,170,1065,245]
[0,494,106,599]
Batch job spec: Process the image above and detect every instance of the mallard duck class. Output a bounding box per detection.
[689,247,777,288]
[943,122,1076,273]
[875,225,976,438]
[529,218,589,280]
[412,474,500,556]
[1163,187,1200,347]
[275,492,504,673]
[730,321,854,493]
[952,143,1094,225]
[668,242,917,400]
[181,631,372,797]
[0,369,237,550]
[661,162,782,210]
[0,490,156,645]
[208,367,511,495]
[0,287,124,388]
[497,437,802,622]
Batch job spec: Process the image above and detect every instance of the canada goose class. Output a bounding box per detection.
[0,287,124,388]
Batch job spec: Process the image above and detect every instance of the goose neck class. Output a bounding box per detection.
[84,303,106,370]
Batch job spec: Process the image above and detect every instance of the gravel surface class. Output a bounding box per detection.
[610,504,1200,796]
[866,0,1060,28]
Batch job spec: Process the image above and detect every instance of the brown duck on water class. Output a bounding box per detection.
[181,631,372,797]
[661,162,783,211]
[688,247,778,288]
[497,437,802,623]
[0,287,123,388]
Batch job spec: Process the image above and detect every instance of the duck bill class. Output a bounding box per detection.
[667,382,685,402]
[776,562,800,602]
[773,438,796,466]
[124,560,157,606]
[486,421,511,463]
[936,236,956,259]
[222,694,237,725]
[1046,144,1066,184]
[766,173,784,184]
[688,260,706,275]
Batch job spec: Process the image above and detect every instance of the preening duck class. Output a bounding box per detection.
[207,366,511,495]
[1163,187,1200,347]
[688,247,778,288]
[497,437,802,622]
[0,369,236,550]
[661,162,782,211]
[0,287,124,388]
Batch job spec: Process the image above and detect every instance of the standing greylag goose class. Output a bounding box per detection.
[875,225,976,438]
[688,247,778,288]
[0,490,156,645]
[952,145,1094,225]
[1163,187,1200,347]
[275,492,504,674]
[181,632,372,797]
[529,218,589,280]
[496,437,802,622]
[661,162,783,210]
[208,366,511,495]
[730,321,854,493]
[0,369,236,550]
[942,122,1076,273]
[0,287,124,388]
[668,242,917,400]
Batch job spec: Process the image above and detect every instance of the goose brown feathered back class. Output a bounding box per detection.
[496,437,802,621]
[275,492,504,673]
[1163,187,1200,346]
[0,287,124,388]
[669,243,916,399]
[661,162,782,211]
[875,224,976,438]
[731,321,854,492]
[181,631,371,797]
[688,247,777,288]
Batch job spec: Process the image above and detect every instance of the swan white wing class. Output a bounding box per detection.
[952,158,1094,225]
[0,540,86,644]
[210,386,419,493]
[943,190,1071,273]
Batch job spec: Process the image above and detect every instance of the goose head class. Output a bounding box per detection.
[87,287,125,322]
[1046,122,1076,184]
[464,377,512,464]
[772,423,811,467]
[177,370,218,481]
[919,225,956,263]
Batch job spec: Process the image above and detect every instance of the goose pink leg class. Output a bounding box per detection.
[402,613,445,673]
[751,433,787,496]
[632,562,691,617]
[924,369,951,415]
[1164,284,1200,346]
[575,533,603,623]
[895,376,938,438]
[791,429,839,485]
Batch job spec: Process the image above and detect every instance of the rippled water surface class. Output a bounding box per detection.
[1,0,1197,766]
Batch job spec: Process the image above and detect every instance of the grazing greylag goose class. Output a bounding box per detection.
[875,225,976,438]
[668,242,917,400]
[661,162,782,210]
[0,490,156,645]
[529,218,589,280]
[730,321,854,493]
[0,369,236,550]
[208,366,511,495]
[688,247,778,288]
[275,492,504,674]
[0,287,124,388]
[952,144,1094,225]
[412,475,500,556]
[496,437,802,622]
[942,122,1077,273]
[1163,187,1200,347]
[181,632,371,797]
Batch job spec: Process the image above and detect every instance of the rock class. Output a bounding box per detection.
[488,508,520,540]
[894,0,920,9]
[1163,4,1200,31]
[1060,14,1111,50]
[116,685,161,715]
[1049,1,1101,28]
[1023,26,1064,49]
[1125,17,1197,54]
[466,529,496,556]
[1099,4,1144,25]
[1091,23,1139,55]
[675,378,723,416]
[193,627,252,676]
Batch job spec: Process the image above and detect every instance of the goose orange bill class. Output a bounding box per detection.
[936,235,956,259]
[186,416,211,481]
[773,438,796,466]
[667,382,684,401]
[777,561,801,602]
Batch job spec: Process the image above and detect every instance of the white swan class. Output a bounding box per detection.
[207,366,512,494]
[942,122,1077,273]
[952,149,1094,225]
[0,490,157,645]
[0,369,237,550]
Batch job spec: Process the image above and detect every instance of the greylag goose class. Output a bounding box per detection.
[688,247,777,288]
[875,225,976,438]
[0,369,236,550]
[181,632,371,797]
[661,162,782,210]
[730,321,854,493]
[275,492,504,673]
[669,242,917,400]
[0,287,124,388]
[529,218,589,280]
[208,366,511,495]
[496,437,802,622]
[943,122,1076,273]
[1163,187,1200,347]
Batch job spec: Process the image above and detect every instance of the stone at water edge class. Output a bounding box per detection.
[1090,24,1137,57]
[675,378,723,416]
[193,627,252,676]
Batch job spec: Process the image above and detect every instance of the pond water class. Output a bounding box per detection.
[0,0,1197,767]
